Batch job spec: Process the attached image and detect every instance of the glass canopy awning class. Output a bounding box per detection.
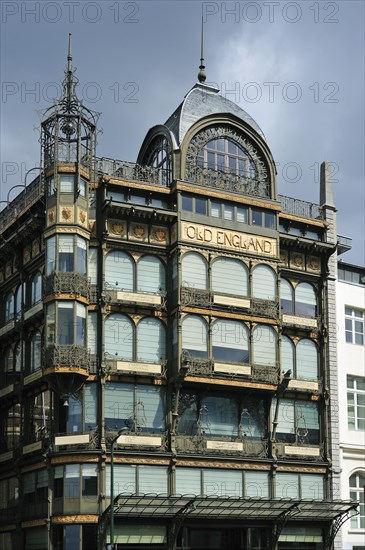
[105,493,357,522]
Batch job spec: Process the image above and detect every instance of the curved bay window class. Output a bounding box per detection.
[46,302,86,346]
[46,235,87,275]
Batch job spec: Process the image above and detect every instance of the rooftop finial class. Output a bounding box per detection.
[62,32,78,107]
[198,16,207,83]
[67,32,72,74]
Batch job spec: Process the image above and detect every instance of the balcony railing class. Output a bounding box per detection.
[186,166,269,198]
[251,298,280,319]
[278,195,323,220]
[44,272,90,298]
[0,177,44,235]
[95,157,171,187]
[45,345,90,370]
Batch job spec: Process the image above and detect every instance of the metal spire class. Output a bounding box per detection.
[61,32,78,108]
[198,16,207,83]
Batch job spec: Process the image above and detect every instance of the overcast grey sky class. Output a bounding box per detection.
[1,0,364,265]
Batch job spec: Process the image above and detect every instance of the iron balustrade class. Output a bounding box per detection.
[44,272,90,298]
[278,194,323,220]
[45,344,90,370]
[186,166,269,198]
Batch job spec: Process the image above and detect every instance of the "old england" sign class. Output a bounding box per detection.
[181,221,278,257]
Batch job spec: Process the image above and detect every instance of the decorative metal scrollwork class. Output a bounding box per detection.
[251,363,279,385]
[181,285,212,308]
[45,344,90,370]
[251,298,280,319]
[44,272,90,298]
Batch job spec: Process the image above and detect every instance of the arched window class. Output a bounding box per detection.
[137,318,166,363]
[212,319,249,363]
[350,472,365,529]
[105,313,133,360]
[295,283,317,317]
[4,347,14,373]
[31,272,42,305]
[30,332,42,372]
[14,343,23,372]
[147,135,172,186]
[137,256,165,293]
[182,316,208,358]
[253,325,277,366]
[105,251,134,290]
[280,279,294,314]
[15,285,23,320]
[273,399,319,445]
[212,258,248,297]
[197,137,257,180]
[296,339,318,380]
[281,335,294,374]
[181,252,207,289]
[252,265,276,300]
[5,291,14,323]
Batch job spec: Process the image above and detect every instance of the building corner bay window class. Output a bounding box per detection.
[46,235,87,275]
[46,302,86,346]
[105,313,166,363]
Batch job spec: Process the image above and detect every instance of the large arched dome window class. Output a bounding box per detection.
[185,125,269,197]
[145,135,172,186]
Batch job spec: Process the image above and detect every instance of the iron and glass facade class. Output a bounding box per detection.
[0,48,358,550]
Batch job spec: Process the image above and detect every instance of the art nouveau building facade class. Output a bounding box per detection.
[0,45,357,549]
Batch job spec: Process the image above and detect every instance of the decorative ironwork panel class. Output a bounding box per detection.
[251,363,279,385]
[278,194,323,220]
[95,157,170,187]
[181,354,214,376]
[44,272,90,298]
[0,177,44,235]
[181,286,212,308]
[251,298,280,319]
[186,166,269,198]
[45,344,90,370]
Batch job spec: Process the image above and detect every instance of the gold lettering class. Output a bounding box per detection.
[264,241,272,253]
[248,238,257,251]
[204,229,213,242]
[187,225,195,239]
[256,239,263,252]
[232,234,240,248]
[224,233,232,246]
[197,230,204,241]
[217,231,224,245]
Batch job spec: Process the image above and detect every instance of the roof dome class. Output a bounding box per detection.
[164,82,266,147]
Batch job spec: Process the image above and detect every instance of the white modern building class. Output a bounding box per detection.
[337,259,365,550]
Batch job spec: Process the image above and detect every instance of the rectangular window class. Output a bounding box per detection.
[59,235,74,272]
[237,207,248,223]
[223,205,234,221]
[347,376,365,430]
[82,465,98,496]
[59,174,74,193]
[196,198,207,215]
[182,196,193,211]
[65,464,80,498]
[252,209,263,226]
[46,237,56,275]
[345,307,364,345]
[211,201,221,218]
[58,303,74,345]
[264,212,275,229]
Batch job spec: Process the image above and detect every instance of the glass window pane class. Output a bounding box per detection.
[60,175,74,193]
[58,302,74,345]
[237,207,248,223]
[280,279,293,314]
[265,212,275,229]
[212,257,248,297]
[46,237,56,275]
[296,339,318,380]
[182,196,193,211]
[59,235,74,272]
[253,325,277,366]
[137,385,165,432]
[182,252,207,290]
[201,396,238,437]
[252,209,263,226]
[212,320,249,363]
[281,336,294,374]
[182,316,208,358]
[139,466,168,494]
[276,473,299,499]
[137,256,165,293]
[211,202,221,218]
[105,251,134,290]
[252,265,276,300]
[76,237,87,275]
[196,198,207,215]
[203,469,242,497]
[105,314,133,360]
[223,205,234,220]
[137,318,166,362]
[76,303,86,346]
[104,382,134,431]
[176,468,201,495]
[295,283,317,317]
